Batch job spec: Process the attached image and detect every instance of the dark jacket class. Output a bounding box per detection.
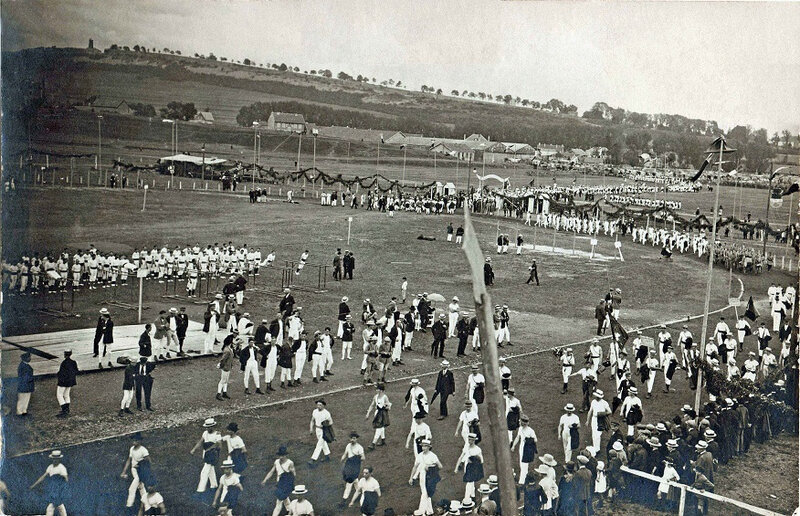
[254,324,269,345]
[176,313,189,338]
[268,319,283,339]
[278,344,294,369]
[122,363,137,390]
[17,361,35,393]
[573,466,593,501]
[95,317,114,344]
[338,302,350,321]
[432,320,447,340]
[435,370,455,396]
[279,294,295,314]
[139,331,152,357]
[234,275,247,292]
[57,358,79,387]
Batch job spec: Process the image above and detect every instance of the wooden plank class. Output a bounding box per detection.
[620,466,784,516]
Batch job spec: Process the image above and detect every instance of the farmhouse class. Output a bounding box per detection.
[267,112,306,133]
[89,97,133,115]
[193,111,215,124]
[385,131,423,145]
[538,143,565,157]
[431,142,475,161]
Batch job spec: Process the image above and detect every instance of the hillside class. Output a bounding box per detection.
[1,46,778,167]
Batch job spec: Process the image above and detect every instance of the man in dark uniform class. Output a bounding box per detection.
[254,319,269,347]
[222,276,237,299]
[595,298,608,335]
[233,273,247,305]
[343,250,355,280]
[431,314,447,358]
[432,360,455,420]
[16,352,34,416]
[93,308,115,358]
[483,258,494,286]
[56,350,79,418]
[332,249,342,281]
[176,307,189,356]
[279,288,295,319]
[526,259,540,285]
[139,324,153,361]
[456,313,470,356]
[135,356,156,411]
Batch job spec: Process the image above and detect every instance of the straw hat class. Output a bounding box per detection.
[203,418,217,428]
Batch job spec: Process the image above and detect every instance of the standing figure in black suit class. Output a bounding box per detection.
[432,360,455,419]
[135,357,156,411]
[279,288,295,319]
[93,307,114,358]
[56,350,79,418]
[176,307,189,356]
[139,324,153,361]
[483,258,494,286]
[431,314,448,358]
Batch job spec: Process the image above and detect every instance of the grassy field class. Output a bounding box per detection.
[1,187,796,515]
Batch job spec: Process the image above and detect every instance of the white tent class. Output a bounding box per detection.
[443,182,457,195]
[160,154,227,166]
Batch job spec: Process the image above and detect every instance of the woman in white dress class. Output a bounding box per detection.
[261,445,296,516]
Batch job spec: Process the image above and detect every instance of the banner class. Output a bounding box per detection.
[474,173,510,184]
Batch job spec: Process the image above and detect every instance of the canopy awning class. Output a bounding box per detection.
[160,154,227,166]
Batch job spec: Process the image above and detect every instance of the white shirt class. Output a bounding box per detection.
[143,492,164,511]
[129,445,149,467]
[345,442,365,458]
[312,408,332,427]
[224,435,245,454]
[46,463,68,478]
[288,498,313,515]
[459,410,478,438]
[505,396,521,415]
[411,421,432,441]
[559,413,580,437]
[715,321,730,335]
[590,399,611,420]
[357,477,380,503]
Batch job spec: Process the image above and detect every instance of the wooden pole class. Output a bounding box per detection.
[137,276,144,323]
[694,139,726,416]
[461,209,518,516]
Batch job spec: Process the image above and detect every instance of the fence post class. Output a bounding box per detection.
[678,486,686,516]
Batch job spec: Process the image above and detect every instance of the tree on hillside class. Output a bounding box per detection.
[478,92,486,100]
[338,71,353,80]
[514,96,521,105]
[396,81,403,87]
[388,79,394,85]
[207,53,217,60]
[771,132,781,147]
[468,92,476,98]
[381,81,388,86]
[128,103,156,117]
[436,88,443,95]
[462,90,468,97]
[321,70,332,78]
[521,99,529,107]
[160,101,197,121]
[420,85,429,93]
[782,129,793,147]
[451,90,459,96]
[134,45,141,52]
[243,58,251,65]
[372,78,376,83]
[293,67,300,72]
[486,94,493,101]
[502,94,513,104]
[564,104,578,115]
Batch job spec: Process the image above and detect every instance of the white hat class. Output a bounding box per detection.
[410,378,420,385]
[49,450,64,459]
[487,474,498,485]
[292,485,308,495]
[215,294,223,299]
[99,307,109,314]
[452,296,459,301]
[593,390,604,398]
[420,438,431,446]
[534,464,551,475]
[564,403,575,412]
[612,441,624,452]
[342,296,348,302]
[477,483,492,494]
[203,418,217,428]
[441,360,450,367]
[540,454,557,467]
[222,459,234,468]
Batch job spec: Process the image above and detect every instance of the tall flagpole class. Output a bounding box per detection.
[694,137,728,416]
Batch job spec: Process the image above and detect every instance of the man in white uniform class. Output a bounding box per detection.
[557,403,580,463]
[586,390,611,450]
[308,400,333,465]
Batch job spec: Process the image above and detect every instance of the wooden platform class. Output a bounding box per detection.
[1,321,210,378]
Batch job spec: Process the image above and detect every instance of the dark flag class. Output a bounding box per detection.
[608,314,629,347]
[781,183,800,197]
[691,153,714,182]
[691,136,736,182]
[660,247,673,258]
[744,296,759,321]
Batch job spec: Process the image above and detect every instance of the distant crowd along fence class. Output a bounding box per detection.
[3,262,328,319]
[7,163,378,199]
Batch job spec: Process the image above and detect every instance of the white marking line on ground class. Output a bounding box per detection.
[10,278,747,459]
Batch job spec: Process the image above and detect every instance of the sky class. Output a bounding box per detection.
[2,0,799,134]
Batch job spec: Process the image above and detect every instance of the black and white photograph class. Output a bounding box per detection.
[1,1,799,515]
